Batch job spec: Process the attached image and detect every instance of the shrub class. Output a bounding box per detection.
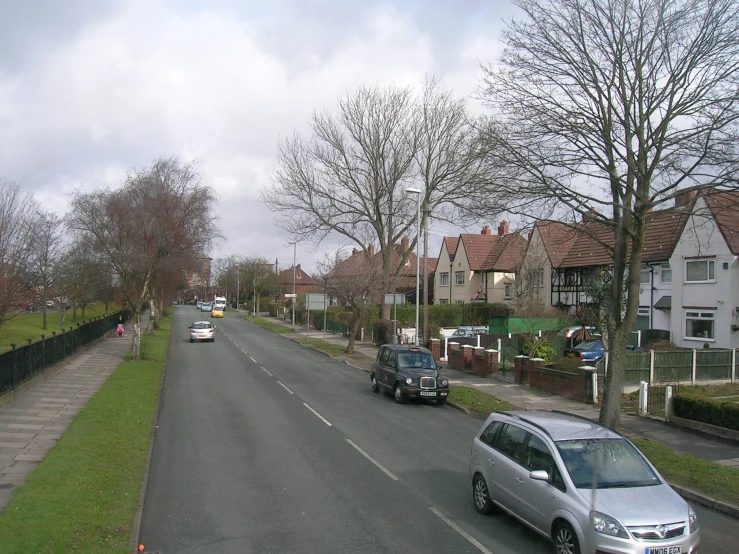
[267,302,280,317]
[551,357,584,373]
[525,340,556,362]
[373,318,395,346]
[427,303,464,327]
[672,396,739,432]
[421,323,442,346]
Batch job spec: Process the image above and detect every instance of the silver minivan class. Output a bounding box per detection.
[469,410,699,554]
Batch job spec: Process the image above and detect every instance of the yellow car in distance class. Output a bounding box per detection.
[210,307,224,318]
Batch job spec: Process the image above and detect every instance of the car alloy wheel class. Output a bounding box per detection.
[393,385,405,404]
[371,375,379,393]
[553,521,580,554]
[472,474,493,514]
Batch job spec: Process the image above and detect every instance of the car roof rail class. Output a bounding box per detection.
[493,410,553,440]
[548,410,626,437]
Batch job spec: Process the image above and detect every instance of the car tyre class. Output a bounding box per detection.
[436,398,447,406]
[553,521,580,554]
[393,384,406,404]
[189,338,193,343]
[472,474,494,514]
[371,374,379,393]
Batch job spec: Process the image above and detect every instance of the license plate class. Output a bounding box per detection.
[567,353,574,357]
[420,391,436,397]
[646,546,681,554]
[199,335,207,338]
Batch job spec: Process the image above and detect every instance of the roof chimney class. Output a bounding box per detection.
[582,207,598,222]
[352,248,358,255]
[368,245,375,257]
[401,236,409,253]
[675,190,697,207]
[498,221,509,236]
[481,225,492,235]
[296,264,301,278]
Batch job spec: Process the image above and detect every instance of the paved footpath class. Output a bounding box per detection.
[0,316,142,512]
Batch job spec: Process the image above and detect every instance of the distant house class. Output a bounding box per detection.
[480,230,528,303]
[434,223,515,305]
[277,264,317,302]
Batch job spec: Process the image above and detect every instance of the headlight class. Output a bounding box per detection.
[590,511,629,539]
[689,507,699,533]
[440,379,448,386]
[405,377,413,385]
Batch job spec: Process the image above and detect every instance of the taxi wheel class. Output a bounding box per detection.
[393,385,406,404]
[371,375,379,393]
[436,398,447,406]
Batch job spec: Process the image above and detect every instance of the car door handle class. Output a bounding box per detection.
[488,459,495,465]
[516,477,524,484]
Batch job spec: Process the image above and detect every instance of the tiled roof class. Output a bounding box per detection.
[704,190,739,255]
[559,208,690,268]
[278,266,316,285]
[481,234,528,272]
[534,221,579,268]
[326,247,435,279]
[443,237,460,260]
[458,234,498,271]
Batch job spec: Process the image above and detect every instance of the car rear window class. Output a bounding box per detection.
[192,323,212,330]
[574,340,602,350]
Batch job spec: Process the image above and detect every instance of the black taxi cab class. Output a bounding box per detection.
[371,344,450,405]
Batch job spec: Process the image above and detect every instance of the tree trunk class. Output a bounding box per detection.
[42,306,48,330]
[598,328,630,428]
[346,318,358,354]
[131,307,142,360]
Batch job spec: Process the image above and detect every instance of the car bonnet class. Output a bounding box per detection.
[578,483,689,527]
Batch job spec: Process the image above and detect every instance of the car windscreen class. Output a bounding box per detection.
[397,352,436,369]
[556,438,660,489]
[192,323,212,329]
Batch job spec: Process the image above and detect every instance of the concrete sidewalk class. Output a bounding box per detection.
[0,314,146,512]
[265,315,739,516]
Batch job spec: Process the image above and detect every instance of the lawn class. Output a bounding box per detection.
[296,337,348,357]
[244,315,292,333]
[0,303,122,353]
[0,316,171,554]
[448,385,517,417]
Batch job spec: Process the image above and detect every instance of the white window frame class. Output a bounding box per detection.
[439,272,449,287]
[454,271,465,285]
[640,268,650,284]
[504,283,512,299]
[660,264,672,284]
[455,300,465,304]
[685,259,715,283]
[684,310,715,342]
[438,299,449,305]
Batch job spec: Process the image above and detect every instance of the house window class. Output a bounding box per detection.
[685,311,715,340]
[685,260,715,282]
[634,307,650,331]
[504,283,512,299]
[564,269,578,286]
[438,299,448,305]
[537,269,544,287]
[439,272,449,287]
[640,268,650,284]
[455,300,465,304]
[455,271,465,285]
[660,264,672,283]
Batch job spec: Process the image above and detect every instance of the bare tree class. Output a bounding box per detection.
[26,210,67,330]
[242,256,277,314]
[70,157,220,359]
[0,181,37,331]
[320,248,385,353]
[476,0,739,427]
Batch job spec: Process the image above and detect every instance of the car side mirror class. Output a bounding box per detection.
[436,363,443,370]
[529,470,549,482]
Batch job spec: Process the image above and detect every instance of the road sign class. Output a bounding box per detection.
[384,294,406,305]
[285,293,297,298]
[306,293,327,311]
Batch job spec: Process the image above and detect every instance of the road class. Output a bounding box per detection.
[139,308,737,553]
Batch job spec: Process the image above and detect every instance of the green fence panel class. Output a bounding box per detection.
[624,352,650,385]
[695,349,733,381]
[488,318,507,335]
[505,317,566,334]
[653,350,693,383]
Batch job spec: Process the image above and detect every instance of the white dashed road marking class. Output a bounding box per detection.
[345,439,398,481]
[277,381,294,394]
[261,366,273,376]
[429,507,494,554]
[303,403,332,427]
[249,356,257,364]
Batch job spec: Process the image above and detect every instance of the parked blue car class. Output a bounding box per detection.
[564,339,643,363]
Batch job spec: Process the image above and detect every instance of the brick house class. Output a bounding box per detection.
[277,264,317,302]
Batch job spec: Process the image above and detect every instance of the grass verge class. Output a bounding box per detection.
[295,337,348,357]
[630,436,739,507]
[448,385,517,418]
[244,315,292,333]
[0,317,171,554]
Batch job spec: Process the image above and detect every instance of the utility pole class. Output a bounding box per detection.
[423,207,430,346]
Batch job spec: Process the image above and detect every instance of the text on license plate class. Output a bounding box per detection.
[420,391,436,397]
[646,546,681,554]
[199,335,207,338]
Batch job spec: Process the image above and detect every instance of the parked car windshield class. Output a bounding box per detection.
[573,340,603,351]
[556,438,660,489]
[397,352,436,369]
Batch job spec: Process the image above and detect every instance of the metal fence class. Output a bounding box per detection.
[0,311,129,396]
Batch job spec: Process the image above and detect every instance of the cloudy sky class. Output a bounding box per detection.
[0,0,515,274]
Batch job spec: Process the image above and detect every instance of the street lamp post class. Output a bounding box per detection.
[289,241,297,331]
[406,187,422,346]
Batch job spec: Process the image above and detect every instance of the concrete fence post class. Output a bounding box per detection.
[497,338,502,364]
[649,349,655,384]
[733,348,736,384]
[591,370,598,404]
[691,350,697,385]
[665,385,673,423]
[638,381,648,417]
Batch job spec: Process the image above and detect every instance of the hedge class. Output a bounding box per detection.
[672,396,739,432]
